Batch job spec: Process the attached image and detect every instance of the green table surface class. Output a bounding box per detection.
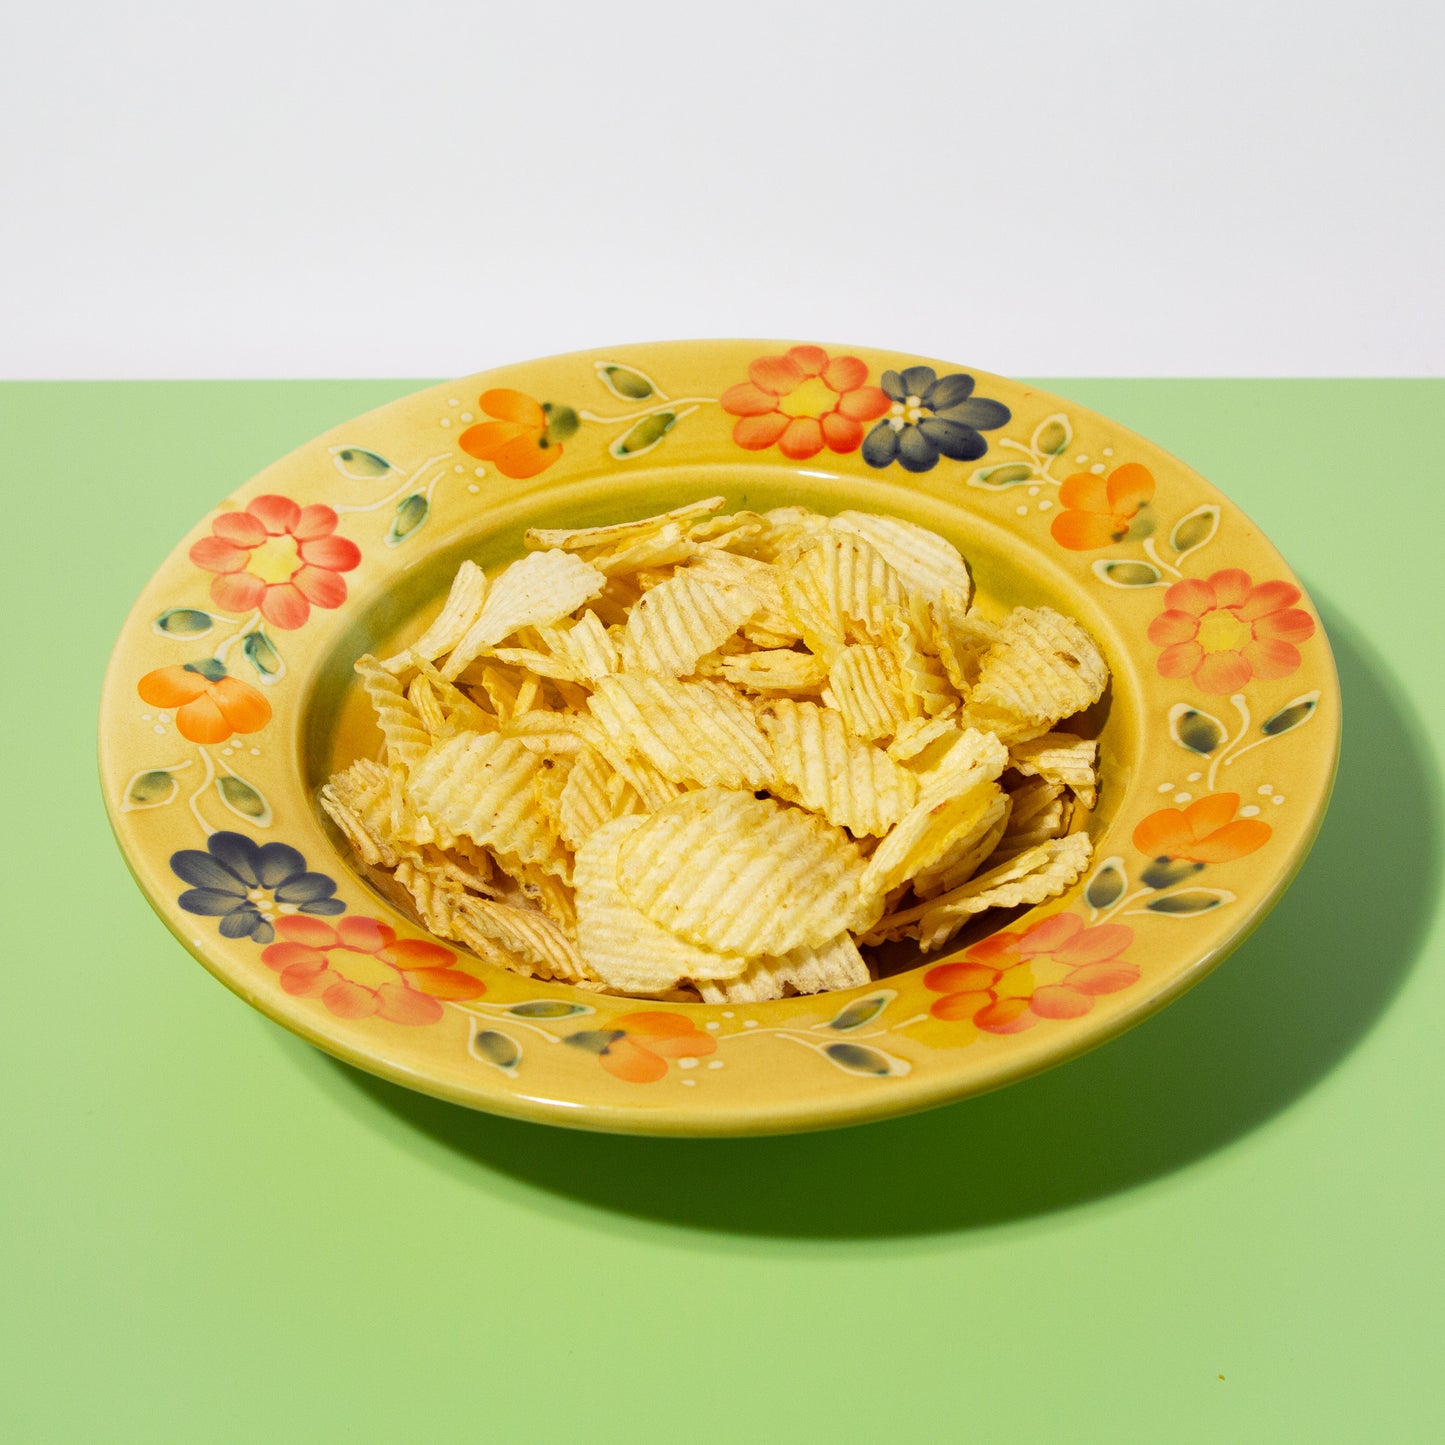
[4,379,1442,1443]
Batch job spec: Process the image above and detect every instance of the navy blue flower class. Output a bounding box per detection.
[171,831,344,945]
[861,366,1011,473]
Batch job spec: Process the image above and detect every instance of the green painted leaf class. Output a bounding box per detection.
[1032,414,1071,456]
[1141,857,1206,890]
[968,462,1035,489]
[509,1000,592,1019]
[1145,888,1234,915]
[822,1042,910,1078]
[470,1029,521,1072]
[215,773,270,825]
[184,657,228,683]
[1124,504,1156,540]
[128,770,177,806]
[386,493,428,546]
[825,992,893,1032]
[610,411,677,458]
[242,630,283,680]
[563,1028,625,1055]
[153,608,214,638]
[598,364,656,401]
[1084,857,1126,910]
[1170,504,1220,557]
[1262,691,1320,737]
[541,403,580,444]
[1169,703,1226,755]
[1092,559,1163,588]
[331,446,392,480]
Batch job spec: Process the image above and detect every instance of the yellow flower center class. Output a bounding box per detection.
[246,534,302,585]
[777,376,837,419]
[330,949,397,990]
[1196,607,1251,653]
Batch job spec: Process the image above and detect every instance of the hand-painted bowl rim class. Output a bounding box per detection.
[99,342,1340,1135]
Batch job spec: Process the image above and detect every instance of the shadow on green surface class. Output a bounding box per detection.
[318,610,1440,1237]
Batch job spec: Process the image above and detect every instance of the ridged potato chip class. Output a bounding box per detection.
[556,746,645,852]
[970,606,1108,727]
[524,497,724,552]
[827,644,909,741]
[859,777,1007,903]
[450,894,594,983]
[782,533,905,661]
[355,654,433,772]
[380,560,487,673]
[882,604,959,719]
[575,816,748,993]
[536,612,618,683]
[697,933,869,1003]
[909,790,1013,898]
[619,571,760,675]
[1008,731,1099,809]
[992,778,1071,862]
[717,648,829,695]
[616,789,877,957]
[829,511,973,611]
[762,699,917,837]
[929,589,1000,695]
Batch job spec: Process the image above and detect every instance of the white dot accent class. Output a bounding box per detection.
[1089,463,1106,474]
[439,417,452,428]
[1187,771,1202,782]
[140,713,152,721]
[677,1056,699,1070]
[1103,447,1114,457]
[453,464,464,473]
[1239,804,1262,817]
[704,1020,720,1030]
[474,466,486,477]
[1258,784,1274,795]
[1075,454,1088,464]
[1038,500,1053,511]
[1272,795,1285,805]
[250,748,261,756]
[153,724,165,734]
[460,412,473,422]
[1174,791,1192,804]
[1016,504,1029,516]
[722,1010,735,1018]
[1027,485,1041,496]
[221,746,233,756]
[1158,782,1175,793]
[467,484,480,494]
[680,1077,696,1086]
[706,1059,725,1069]
[447,397,460,406]
[743,1019,759,1029]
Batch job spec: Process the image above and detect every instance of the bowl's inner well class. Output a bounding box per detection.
[302,463,1144,985]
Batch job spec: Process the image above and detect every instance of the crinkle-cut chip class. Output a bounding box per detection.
[696,933,870,1003]
[688,510,767,545]
[1008,731,1099,809]
[592,521,701,578]
[407,656,498,733]
[969,606,1108,726]
[407,674,451,739]
[500,708,609,756]
[616,789,876,957]
[556,747,645,852]
[929,590,1000,694]
[457,661,531,721]
[718,648,830,695]
[586,575,641,628]
[405,731,557,867]
[859,776,1006,902]
[618,572,760,676]
[380,560,487,673]
[992,780,1071,863]
[887,716,959,762]
[524,497,725,553]
[491,851,578,933]
[531,752,574,834]
[911,791,1013,898]
[882,604,960,719]
[319,758,403,868]
[487,645,582,681]
[535,612,617,683]
[955,702,1054,745]
[762,699,917,837]
[686,549,793,632]
[781,533,905,661]
[830,511,973,611]
[716,505,830,563]
[355,654,433,772]
[390,858,469,936]
[450,894,596,983]
[588,674,772,790]
[900,725,1010,799]
[440,550,605,680]
[828,645,908,741]
[574,817,747,993]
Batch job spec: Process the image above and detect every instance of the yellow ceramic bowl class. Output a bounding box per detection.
[99,342,1339,1135]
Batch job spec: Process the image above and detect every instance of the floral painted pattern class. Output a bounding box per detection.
[1051,463,1156,550]
[862,366,1011,472]
[721,345,890,459]
[171,832,343,943]
[564,1010,717,1082]
[190,494,361,631]
[260,915,486,1025]
[924,914,1139,1033]
[1132,792,1270,888]
[1149,569,1316,694]
[137,660,271,744]
[458,389,579,479]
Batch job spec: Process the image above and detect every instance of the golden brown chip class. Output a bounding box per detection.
[829,511,973,611]
[969,606,1108,727]
[910,790,1013,898]
[882,604,960,719]
[587,673,772,790]
[616,789,877,956]
[886,716,958,762]
[556,746,646,852]
[1008,731,1099,809]
[717,648,830,696]
[574,816,748,993]
[859,777,1006,903]
[827,644,908,741]
[450,894,595,983]
[380,560,487,673]
[991,778,1071,863]
[618,571,760,676]
[762,699,917,837]
[781,533,905,662]
[355,654,433,772]
[524,497,725,553]
[318,758,403,868]
[696,933,870,1002]
[929,589,1000,695]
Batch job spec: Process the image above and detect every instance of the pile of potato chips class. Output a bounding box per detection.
[319,499,1107,1002]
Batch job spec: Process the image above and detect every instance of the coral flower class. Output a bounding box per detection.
[1050,463,1156,549]
[924,913,1139,1034]
[138,659,271,744]
[458,388,578,479]
[1148,568,1315,694]
[565,1010,717,1083]
[721,345,890,459]
[1133,792,1271,870]
[190,494,361,631]
[260,914,486,1026]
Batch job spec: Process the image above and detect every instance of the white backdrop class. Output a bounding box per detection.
[3,1,1441,378]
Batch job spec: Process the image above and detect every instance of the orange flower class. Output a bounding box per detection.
[1133,792,1270,866]
[1050,463,1155,549]
[924,913,1139,1034]
[458,389,578,479]
[190,494,361,632]
[566,1010,717,1083]
[1148,567,1315,694]
[721,345,890,459]
[260,915,486,1026]
[137,660,272,744]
